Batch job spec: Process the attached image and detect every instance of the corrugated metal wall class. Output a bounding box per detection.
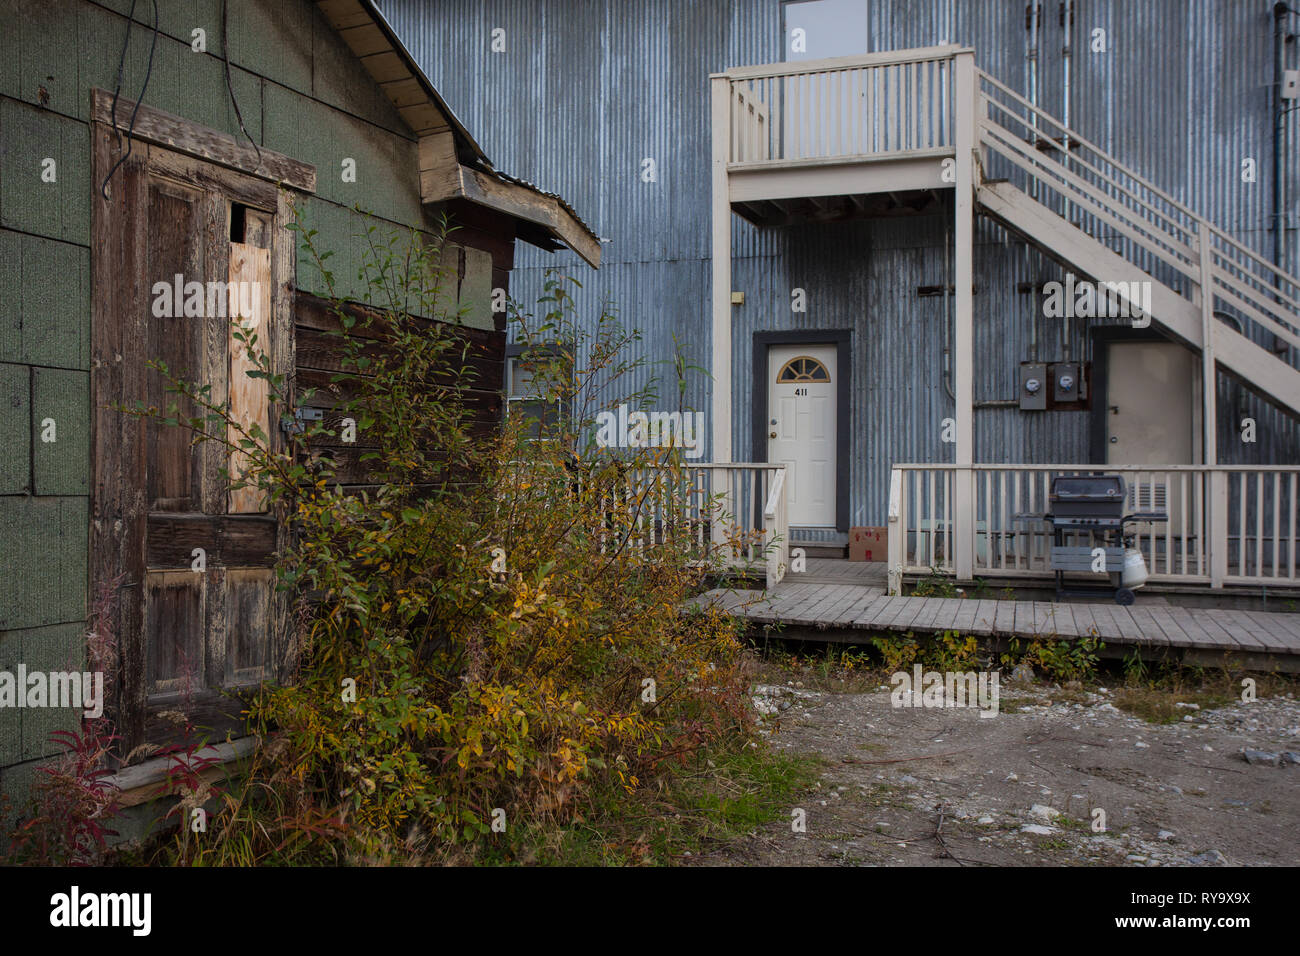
[382,0,1300,526]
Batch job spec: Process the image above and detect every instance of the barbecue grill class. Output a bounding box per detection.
[1039,474,1168,605]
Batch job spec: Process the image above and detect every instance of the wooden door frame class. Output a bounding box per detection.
[751,329,852,532]
[89,89,314,749]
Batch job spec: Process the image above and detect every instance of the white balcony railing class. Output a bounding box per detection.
[719,46,1300,397]
[887,463,1300,593]
[684,463,789,589]
[509,461,788,590]
[721,45,963,167]
[975,68,1300,385]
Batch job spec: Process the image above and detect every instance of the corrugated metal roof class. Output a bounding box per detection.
[484,167,602,245]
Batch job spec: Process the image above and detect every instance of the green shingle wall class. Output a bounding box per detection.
[0,0,493,793]
[0,621,86,764]
[1,0,419,135]
[0,99,90,244]
[32,369,89,496]
[64,0,407,138]
[70,2,263,143]
[264,83,423,226]
[80,0,226,61]
[0,232,15,362]
[309,6,408,137]
[291,202,496,332]
[228,0,314,101]
[0,231,90,371]
[461,247,495,331]
[0,756,43,823]
[22,238,89,370]
[0,363,30,494]
[0,0,80,120]
[0,496,87,632]
[293,200,420,308]
[0,0,261,135]
[0,628,19,767]
[138,34,266,149]
[293,195,357,301]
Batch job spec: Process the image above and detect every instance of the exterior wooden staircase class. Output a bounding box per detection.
[714,47,1300,425]
[710,47,1300,588]
[972,67,1300,418]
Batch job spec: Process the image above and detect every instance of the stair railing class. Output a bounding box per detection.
[975,68,1300,369]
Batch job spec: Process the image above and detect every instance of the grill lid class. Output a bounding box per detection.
[1050,474,1126,504]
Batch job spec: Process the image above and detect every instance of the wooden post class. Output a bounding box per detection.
[1198,220,1222,588]
[1198,219,1218,467]
[1209,469,1228,588]
[887,467,903,594]
[764,466,788,589]
[953,51,977,581]
[710,75,733,466]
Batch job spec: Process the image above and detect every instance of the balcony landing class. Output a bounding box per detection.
[733,186,945,227]
[728,147,954,214]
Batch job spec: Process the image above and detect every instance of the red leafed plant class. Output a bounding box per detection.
[8,727,123,865]
[2,580,124,865]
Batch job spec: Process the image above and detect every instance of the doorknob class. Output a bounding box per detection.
[769,431,777,439]
[1110,436,1118,443]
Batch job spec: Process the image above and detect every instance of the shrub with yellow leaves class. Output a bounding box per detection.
[136,210,754,863]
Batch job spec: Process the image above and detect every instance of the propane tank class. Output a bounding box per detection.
[1122,548,1148,589]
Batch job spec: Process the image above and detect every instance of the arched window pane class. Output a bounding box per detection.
[777,356,831,383]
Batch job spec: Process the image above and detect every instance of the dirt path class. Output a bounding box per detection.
[691,680,1300,866]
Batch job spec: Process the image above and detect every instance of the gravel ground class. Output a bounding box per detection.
[689,678,1300,867]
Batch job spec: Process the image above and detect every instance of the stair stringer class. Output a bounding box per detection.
[977,179,1300,417]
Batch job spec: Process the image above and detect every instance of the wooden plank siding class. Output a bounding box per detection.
[292,290,505,490]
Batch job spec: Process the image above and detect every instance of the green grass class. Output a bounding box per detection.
[467,740,820,866]
[1110,665,1296,724]
[1055,814,1092,833]
[1113,685,1233,724]
[749,644,884,694]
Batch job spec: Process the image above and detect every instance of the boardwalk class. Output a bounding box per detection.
[694,579,1300,664]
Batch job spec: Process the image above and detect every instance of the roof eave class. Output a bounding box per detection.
[423,163,601,269]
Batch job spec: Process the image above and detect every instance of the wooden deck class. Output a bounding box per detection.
[694,579,1300,666]
[793,558,889,585]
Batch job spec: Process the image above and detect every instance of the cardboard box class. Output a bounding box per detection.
[849,526,888,562]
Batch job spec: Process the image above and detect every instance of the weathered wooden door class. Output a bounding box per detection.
[91,111,298,750]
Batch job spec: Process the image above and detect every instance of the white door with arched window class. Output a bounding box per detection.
[768,343,837,527]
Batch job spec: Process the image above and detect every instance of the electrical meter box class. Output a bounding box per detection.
[1019,362,1048,410]
[1051,361,1081,403]
[1048,361,1090,410]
